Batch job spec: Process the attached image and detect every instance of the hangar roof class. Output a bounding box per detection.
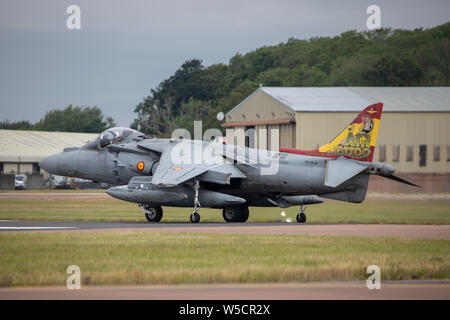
[227,87,450,115]
[0,130,98,162]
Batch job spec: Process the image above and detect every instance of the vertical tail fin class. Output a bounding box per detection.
[280,103,383,162]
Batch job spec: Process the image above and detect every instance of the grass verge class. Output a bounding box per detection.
[0,232,448,286]
[0,198,449,224]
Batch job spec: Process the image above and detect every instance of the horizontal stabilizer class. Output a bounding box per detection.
[380,174,421,187]
[325,157,367,188]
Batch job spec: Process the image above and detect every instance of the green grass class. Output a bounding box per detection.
[0,232,448,286]
[0,198,449,224]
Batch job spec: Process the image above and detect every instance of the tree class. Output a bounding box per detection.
[34,105,116,133]
[0,120,34,130]
[364,55,424,86]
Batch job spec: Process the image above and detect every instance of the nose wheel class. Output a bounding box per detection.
[140,204,163,223]
[296,205,307,223]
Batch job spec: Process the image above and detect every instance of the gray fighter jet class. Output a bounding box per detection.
[40,103,418,223]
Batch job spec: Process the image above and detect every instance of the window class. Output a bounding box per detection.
[447,145,450,162]
[0,162,3,173]
[433,146,440,162]
[392,145,400,162]
[419,145,427,167]
[406,145,414,162]
[379,145,386,162]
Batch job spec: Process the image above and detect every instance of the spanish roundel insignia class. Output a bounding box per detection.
[137,161,145,171]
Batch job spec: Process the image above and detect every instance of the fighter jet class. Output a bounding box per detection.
[40,103,418,223]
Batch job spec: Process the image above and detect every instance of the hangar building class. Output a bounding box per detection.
[0,130,97,189]
[223,87,450,192]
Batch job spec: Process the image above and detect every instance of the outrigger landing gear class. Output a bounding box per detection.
[190,180,201,223]
[296,205,307,223]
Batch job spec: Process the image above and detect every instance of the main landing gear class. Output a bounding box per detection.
[190,180,201,223]
[296,205,306,223]
[222,205,249,223]
[140,204,163,223]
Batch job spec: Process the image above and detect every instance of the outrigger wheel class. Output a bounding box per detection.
[190,212,200,223]
[190,179,201,223]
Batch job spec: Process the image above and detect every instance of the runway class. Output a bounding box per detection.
[1,220,449,238]
[1,281,449,300]
[0,192,110,200]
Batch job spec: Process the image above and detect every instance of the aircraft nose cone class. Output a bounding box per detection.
[40,154,61,175]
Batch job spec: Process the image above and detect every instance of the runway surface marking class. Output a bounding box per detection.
[0,227,78,230]
[1,220,449,238]
[1,282,449,300]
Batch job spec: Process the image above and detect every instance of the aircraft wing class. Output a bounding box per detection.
[150,141,246,188]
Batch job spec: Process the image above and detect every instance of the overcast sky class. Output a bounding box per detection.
[0,0,449,127]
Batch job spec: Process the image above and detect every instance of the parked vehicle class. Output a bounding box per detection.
[14,175,27,190]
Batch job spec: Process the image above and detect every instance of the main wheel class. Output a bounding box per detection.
[296,212,306,223]
[144,205,163,223]
[240,206,249,222]
[190,212,200,223]
[222,206,243,222]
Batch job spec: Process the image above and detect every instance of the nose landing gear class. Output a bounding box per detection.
[296,205,307,223]
[140,204,163,223]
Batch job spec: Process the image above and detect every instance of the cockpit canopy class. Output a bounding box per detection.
[98,127,145,148]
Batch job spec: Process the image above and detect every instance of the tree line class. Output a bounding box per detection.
[1,105,116,133]
[131,22,450,136]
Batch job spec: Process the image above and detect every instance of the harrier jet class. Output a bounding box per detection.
[40,103,418,223]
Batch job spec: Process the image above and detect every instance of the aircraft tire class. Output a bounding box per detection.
[190,212,200,223]
[296,212,306,223]
[240,206,249,222]
[222,206,243,222]
[144,205,163,223]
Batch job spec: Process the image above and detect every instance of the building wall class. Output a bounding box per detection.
[3,162,34,174]
[295,112,450,173]
[225,123,296,150]
[368,173,450,193]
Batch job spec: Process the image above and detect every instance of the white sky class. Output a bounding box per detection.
[0,0,449,126]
